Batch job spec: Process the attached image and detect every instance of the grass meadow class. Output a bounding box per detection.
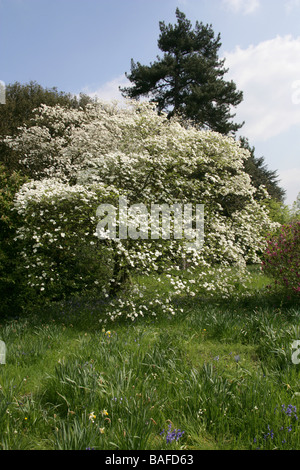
[1,266,300,450]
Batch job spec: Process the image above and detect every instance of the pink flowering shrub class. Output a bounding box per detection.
[262,221,300,297]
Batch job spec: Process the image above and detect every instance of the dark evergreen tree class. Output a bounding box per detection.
[121,8,244,135]
[239,136,286,203]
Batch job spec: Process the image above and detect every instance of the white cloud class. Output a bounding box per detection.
[223,35,300,141]
[82,74,128,104]
[278,168,300,205]
[222,0,260,14]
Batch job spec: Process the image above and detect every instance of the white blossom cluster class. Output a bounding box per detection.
[9,99,278,320]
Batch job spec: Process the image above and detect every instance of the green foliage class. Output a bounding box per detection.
[262,221,300,298]
[121,8,243,135]
[0,81,95,173]
[291,192,300,220]
[261,198,292,225]
[261,192,300,226]
[0,164,26,236]
[13,182,121,306]
[0,164,27,316]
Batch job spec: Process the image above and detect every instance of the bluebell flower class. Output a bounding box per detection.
[161,423,185,444]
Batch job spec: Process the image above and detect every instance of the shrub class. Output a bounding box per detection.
[13,179,122,306]
[0,164,27,316]
[11,100,278,319]
[261,221,300,297]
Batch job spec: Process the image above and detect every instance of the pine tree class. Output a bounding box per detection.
[121,8,244,135]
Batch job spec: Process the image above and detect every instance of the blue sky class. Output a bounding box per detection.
[1,0,300,205]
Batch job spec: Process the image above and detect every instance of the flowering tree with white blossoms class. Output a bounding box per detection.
[8,100,278,320]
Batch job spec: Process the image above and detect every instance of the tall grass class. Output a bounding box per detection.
[0,266,300,450]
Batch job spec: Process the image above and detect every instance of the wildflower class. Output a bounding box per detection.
[89,412,96,423]
[101,409,109,417]
[280,403,298,420]
[160,423,184,444]
[99,427,105,434]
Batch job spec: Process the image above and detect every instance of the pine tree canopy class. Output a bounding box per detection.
[121,8,244,135]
